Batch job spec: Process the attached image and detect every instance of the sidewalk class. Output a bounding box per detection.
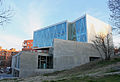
[0,73,15,80]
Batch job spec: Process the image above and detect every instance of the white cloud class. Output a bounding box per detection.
[12,0,50,38]
[0,0,56,50]
[22,1,45,38]
[17,0,64,38]
[0,33,24,50]
[11,0,66,38]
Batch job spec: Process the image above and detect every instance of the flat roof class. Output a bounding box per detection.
[35,20,68,32]
[33,47,51,50]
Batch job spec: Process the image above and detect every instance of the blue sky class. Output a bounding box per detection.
[0,0,119,50]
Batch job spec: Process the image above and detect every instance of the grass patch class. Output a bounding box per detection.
[106,68,120,73]
[43,57,120,77]
[97,58,120,66]
[52,74,120,82]
[43,70,66,76]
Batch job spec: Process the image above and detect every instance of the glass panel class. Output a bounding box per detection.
[75,17,87,42]
[33,22,67,48]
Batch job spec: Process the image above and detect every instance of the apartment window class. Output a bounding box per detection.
[38,50,42,53]
[24,42,27,44]
[38,55,53,69]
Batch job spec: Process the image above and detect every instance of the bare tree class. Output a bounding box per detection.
[108,0,120,33]
[92,33,114,60]
[0,0,13,26]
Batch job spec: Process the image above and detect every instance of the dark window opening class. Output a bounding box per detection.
[89,57,100,61]
[13,69,19,77]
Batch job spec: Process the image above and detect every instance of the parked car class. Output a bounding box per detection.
[0,68,4,73]
[6,67,11,74]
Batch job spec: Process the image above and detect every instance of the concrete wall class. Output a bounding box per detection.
[19,51,55,77]
[19,52,37,77]
[53,39,101,71]
[86,14,112,43]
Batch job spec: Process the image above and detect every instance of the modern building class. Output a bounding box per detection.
[0,46,19,68]
[22,39,33,51]
[12,14,112,77]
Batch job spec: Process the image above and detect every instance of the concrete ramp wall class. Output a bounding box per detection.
[53,39,100,71]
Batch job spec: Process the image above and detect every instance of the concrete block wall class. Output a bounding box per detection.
[53,39,101,71]
[19,52,37,77]
[19,52,55,77]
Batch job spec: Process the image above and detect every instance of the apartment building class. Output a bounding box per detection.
[0,47,19,68]
[22,39,33,51]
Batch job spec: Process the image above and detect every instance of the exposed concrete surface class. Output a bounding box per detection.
[53,39,101,71]
[19,52,37,77]
[0,73,14,80]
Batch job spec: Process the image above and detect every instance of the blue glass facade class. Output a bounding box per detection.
[33,15,88,48]
[33,21,67,47]
[75,17,87,42]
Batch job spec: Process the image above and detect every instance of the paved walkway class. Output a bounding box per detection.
[0,73,14,80]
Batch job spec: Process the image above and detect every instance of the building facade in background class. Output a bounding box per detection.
[0,46,19,68]
[22,40,33,51]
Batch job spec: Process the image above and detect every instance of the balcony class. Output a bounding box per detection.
[22,43,27,47]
